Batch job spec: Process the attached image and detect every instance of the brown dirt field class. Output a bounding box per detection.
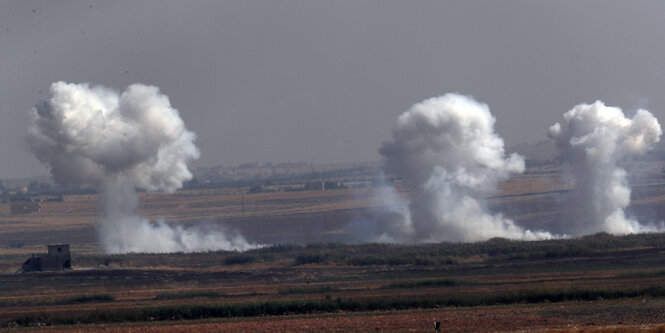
[2,165,665,252]
[4,247,665,330]
[10,301,665,332]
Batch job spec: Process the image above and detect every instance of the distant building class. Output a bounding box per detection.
[21,244,71,272]
[304,181,346,191]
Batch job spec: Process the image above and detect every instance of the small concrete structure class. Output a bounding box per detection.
[304,181,346,191]
[21,244,71,272]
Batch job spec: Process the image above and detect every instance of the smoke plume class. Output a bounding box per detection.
[28,81,254,253]
[360,94,555,243]
[347,176,413,243]
[548,101,663,235]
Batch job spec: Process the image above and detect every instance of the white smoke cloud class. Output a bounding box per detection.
[549,100,663,235]
[99,179,254,253]
[346,176,414,244]
[360,94,555,243]
[28,82,255,253]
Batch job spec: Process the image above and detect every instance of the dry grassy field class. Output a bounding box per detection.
[3,163,665,331]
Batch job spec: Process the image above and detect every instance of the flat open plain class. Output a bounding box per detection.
[3,163,665,331]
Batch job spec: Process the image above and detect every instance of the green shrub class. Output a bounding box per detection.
[382,278,470,289]
[65,294,115,303]
[347,255,386,266]
[223,254,257,265]
[294,253,329,265]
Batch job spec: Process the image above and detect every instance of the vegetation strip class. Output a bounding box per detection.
[6,285,665,327]
[277,285,339,295]
[32,233,665,274]
[616,269,665,279]
[0,294,114,308]
[155,291,225,300]
[380,278,471,289]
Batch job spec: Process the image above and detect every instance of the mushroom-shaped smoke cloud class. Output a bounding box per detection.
[356,94,556,243]
[549,101,663,235]
[28,82,255,253]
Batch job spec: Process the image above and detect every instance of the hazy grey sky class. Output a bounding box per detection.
[2,1,665,179]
